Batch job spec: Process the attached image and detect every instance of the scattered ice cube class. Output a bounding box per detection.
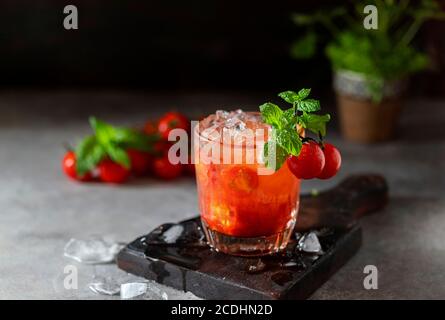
[64,237,123,264]
[160,225,184,244]
[89,276,120,296]
[120,282,148,299]
[120,281,169,300]
[297,232,323,254]
[281,259,306,270]
[145,282,169,300]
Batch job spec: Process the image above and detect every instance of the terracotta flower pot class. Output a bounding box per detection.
[333,70,405,143]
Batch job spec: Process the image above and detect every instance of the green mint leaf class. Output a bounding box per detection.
[75,135,106,175]
[297,88,311,100]
[263,140,288,171]
[259,103,283,129]
[276,128,302,157]
[298,112,331,136]
[278,91,300,104]
[263,141,269,167]
[296,99,320,112]
[282,106,298,128]
[105,145,131,169]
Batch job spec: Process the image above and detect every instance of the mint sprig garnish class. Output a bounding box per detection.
[75,117,158,175]
[260,88,330,170]
[278,88,320,112]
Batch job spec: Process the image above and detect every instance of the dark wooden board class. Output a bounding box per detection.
[117,174,387,300]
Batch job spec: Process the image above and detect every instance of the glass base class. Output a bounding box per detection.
[201,219,295,257]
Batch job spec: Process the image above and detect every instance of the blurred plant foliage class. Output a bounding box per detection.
[291,0,445,101]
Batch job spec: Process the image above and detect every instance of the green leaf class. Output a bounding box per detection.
[105,145,131,169]
[282,106,297,128]
[89,116,158,153]
[263,127,302,171]
[297,88,311,100]
[290,32,317,60]
[114,128,158,152]
[75,135,106,175]
[259,103,283,128]
[263,140,289,171]
[276,129,302,156]
[298,112,331,136]
[89,117,115,146]
[278,91,300,104]
[291,13,317,26]
[296,99,320,112]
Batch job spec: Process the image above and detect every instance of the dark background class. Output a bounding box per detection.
[0,0,444,95]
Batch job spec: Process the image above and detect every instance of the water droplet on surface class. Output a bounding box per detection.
[245,259,267,274]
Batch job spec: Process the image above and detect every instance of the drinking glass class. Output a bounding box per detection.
[194,111,300,256]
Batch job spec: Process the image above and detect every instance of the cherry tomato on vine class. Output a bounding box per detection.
[62,151,93,182]
[153,156,183,180]
[98,159,130,184]
[157,112,189,140]
[317,143,341,179]
[286,141,325,180]
[153,140,172,157]
[143,120,158,136]
[127,149,152,176]
[183,156,196,175]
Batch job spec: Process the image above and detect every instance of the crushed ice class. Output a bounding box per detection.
[63,237,124,264]
[89,276,120,296]
[297,232,323,254]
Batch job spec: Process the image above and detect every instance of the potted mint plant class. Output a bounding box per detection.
[291,0,444,143]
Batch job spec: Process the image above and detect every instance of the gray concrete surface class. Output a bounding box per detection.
[0,90,444,299]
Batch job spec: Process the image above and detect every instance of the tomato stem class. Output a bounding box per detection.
[301,136,317,143]
[318,131,325,149]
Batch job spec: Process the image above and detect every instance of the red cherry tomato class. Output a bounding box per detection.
[62,151,93,182]
[98,159,130,184]
[153,140,172,157]
[183,156,196,176]
[153,156,183,180]
[143,120,158,136]
[184,163,196,175]
[317,143,341,179]
[127,149,152,176]
[287,141,325,179]
[157,112,189,140]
